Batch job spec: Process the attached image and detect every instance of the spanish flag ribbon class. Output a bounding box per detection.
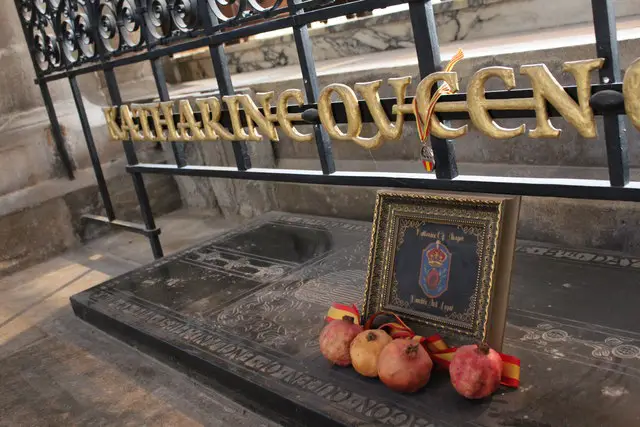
[325,302,361,325]
[329,306,521,388]
[413,48,465,172]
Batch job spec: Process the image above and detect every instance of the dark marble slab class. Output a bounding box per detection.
[71,212,640,427]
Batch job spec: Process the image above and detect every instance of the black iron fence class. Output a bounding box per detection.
[12,0,636,258]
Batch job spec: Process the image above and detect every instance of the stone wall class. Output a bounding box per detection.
[167,0,640,83]
[0,1,184,275]
[163,32,640,255]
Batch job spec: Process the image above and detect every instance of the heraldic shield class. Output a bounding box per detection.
[419,241,452,298]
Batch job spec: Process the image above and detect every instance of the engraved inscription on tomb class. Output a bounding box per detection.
[92,291,447,427]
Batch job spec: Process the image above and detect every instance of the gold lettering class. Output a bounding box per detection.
[467,67,526,139]
[223,95,254,141]
[119,105,144,141]
[240,93,279,141]
[414,72,467,139]
[159,101,181,141]
[130,104,156,140]
[101,57,628,146]
[520,59,603,138]
[318,84,363,144]
[138,103,168,142]
[354,77,411,148]
[276,89,313,143]
[624,58,640,131]
[103,107,127,140]
[195,97,235,140]
[177,100,205,141]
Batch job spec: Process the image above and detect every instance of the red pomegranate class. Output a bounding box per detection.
[377,339,433,393]
[319,316,363,366]
[449,343,503,399]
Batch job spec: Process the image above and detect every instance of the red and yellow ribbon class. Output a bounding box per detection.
[326,304,520,388]
[413,49,465,172]
[326,302,361,325]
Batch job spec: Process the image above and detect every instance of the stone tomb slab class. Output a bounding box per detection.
[71,212,640,426]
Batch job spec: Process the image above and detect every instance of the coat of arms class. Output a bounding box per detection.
[419,241,451,298]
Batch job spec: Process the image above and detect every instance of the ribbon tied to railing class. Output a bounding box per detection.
[413,48,465,172]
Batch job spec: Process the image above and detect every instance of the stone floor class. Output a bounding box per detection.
[0,209,280,427]
[3,208,640,426]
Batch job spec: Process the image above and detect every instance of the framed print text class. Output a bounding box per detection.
[363,191,521,351]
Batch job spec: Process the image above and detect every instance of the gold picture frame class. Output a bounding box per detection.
[362,190,521,351]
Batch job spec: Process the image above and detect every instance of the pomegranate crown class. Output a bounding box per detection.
[427,243,447,267]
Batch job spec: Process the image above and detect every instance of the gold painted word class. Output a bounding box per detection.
[104,57,640,147]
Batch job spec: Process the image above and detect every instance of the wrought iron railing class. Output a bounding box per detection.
[12,0,635,258]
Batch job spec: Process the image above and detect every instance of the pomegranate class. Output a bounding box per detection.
[319,316,363,366]
[350,329,393,377]
[449,343,503,399]
[377,339,433,393]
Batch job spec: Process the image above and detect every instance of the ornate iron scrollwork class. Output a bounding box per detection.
[171,0,198,32]
[118,0,141,47]
[75,3,96,59]
[34,0,47,14]
[32,27,50,70]
[60,5,80,64]
[145,0,171,39]
[247,0,282,13]
[19,0,34,24]
[45,33,62,67]
[21,0,328,74]
[207,0,246,22]
[98,2,120,52]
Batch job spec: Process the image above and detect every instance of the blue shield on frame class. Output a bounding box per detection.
[419,242,452,299]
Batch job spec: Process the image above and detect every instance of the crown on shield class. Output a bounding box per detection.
[427,243,447,267]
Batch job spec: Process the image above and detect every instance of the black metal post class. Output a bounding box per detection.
[208,45,252,171]
[149,60,187,166]
[68,76,116,220]
[408,0,458,180]
[591,0,629,187]
[133,0,187,167]
[39,82,76,180]
[289,0,335,175]
[199,1,252,171]
[11,0,76,181]
[104,68,164,259]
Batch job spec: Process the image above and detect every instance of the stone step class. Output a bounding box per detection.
[0,152,182,277]
[71,212,640,427]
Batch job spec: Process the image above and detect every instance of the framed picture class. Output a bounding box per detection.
[362,190,521,351]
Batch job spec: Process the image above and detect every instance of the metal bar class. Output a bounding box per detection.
[591,0,629,187]
[133,0,187,167]
[149,59,187,167]
[103,68,164,259]
[119,83,626,133]
[208,44,253,171]
[10,0,74,180]
[82,214,161,237]
[69,76,116,220]
[147,61,174,153]
[128,163,640,203]
[36,0,408,83]
[201,2,253,172]
[39,82,76,180]
[409,0,458,180]
[290,0,335,174]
